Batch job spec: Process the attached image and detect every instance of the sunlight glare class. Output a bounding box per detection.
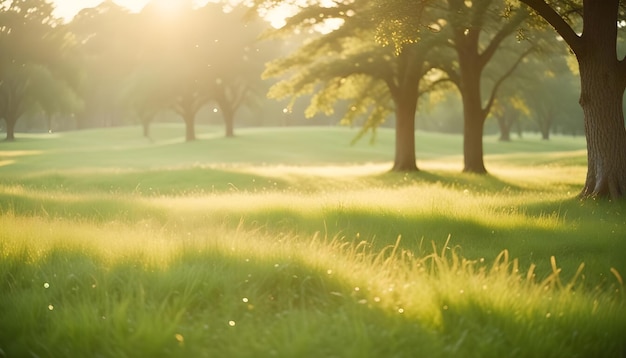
[151,0,186,16]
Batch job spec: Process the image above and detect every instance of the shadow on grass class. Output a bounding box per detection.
[0,166,291,196]
[373,170,544,193]
[225,200,626,282]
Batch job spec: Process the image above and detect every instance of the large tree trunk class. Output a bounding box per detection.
[456,28,488,174]
[577,0,626,199]
[392,96,418,172]
[579,74,626,198]
[460,73,487,173]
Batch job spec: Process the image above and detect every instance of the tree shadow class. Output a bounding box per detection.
[372,169,536,193]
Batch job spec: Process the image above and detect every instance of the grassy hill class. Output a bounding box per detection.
[1,125,624,357]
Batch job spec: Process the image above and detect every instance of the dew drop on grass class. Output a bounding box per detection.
[242,298,249,303]
[228,321,236,327]
[48,305,54,311]
[43,283,49,289]
[398,308,404,314]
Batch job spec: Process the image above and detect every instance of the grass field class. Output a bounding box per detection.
[0,125,624,357]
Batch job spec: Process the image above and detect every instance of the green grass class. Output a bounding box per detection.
[0,125,624,357]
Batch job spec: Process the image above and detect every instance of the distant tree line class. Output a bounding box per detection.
[0,0,286,141]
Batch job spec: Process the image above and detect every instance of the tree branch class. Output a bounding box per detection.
[482,46,534,118]
[479,9,528,69]
[519,0,582,56]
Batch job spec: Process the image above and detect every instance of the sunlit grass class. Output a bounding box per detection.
[1,211,624,357]
[1,126,624,356]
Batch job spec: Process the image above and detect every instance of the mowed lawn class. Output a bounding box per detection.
[0,125,624,357]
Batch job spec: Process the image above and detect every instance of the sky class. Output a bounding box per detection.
[50,0,293,27]
[51,0,213,21]
[50,0,338,30]
[52,0,148,20]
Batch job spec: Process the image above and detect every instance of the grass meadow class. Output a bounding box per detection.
[0,125,624,357]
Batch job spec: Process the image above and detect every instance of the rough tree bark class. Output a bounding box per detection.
[577,1,626,198]
[521,0,626,199]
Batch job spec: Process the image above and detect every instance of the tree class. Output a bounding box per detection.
[491,95,526,141]
[70,1,141,129]
[440,0,533,173]
[341,0,535,173]
[0,0,65,140]
[200,5,272,138]
[118,67,170,138]
[518,0,626,199]
[523,53,580,140]
[260,0,446,171]
[131,2,270,141]
[489,45,579,141]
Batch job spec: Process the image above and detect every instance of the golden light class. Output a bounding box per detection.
[150,0,187,17]
[259,3,298,29]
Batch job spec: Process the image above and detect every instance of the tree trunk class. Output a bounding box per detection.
[578,62,626,198]
[142,121,150,139]
[497,115,512,141]
[463,113,486,173]
[577,0,626,199]
[222,108,235,138]
[225,116,235,138]
[5,116,16,141]
[456,31,488,174]
[461,80,487,173]
[392,96,418,172]
[184,114,196,142]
